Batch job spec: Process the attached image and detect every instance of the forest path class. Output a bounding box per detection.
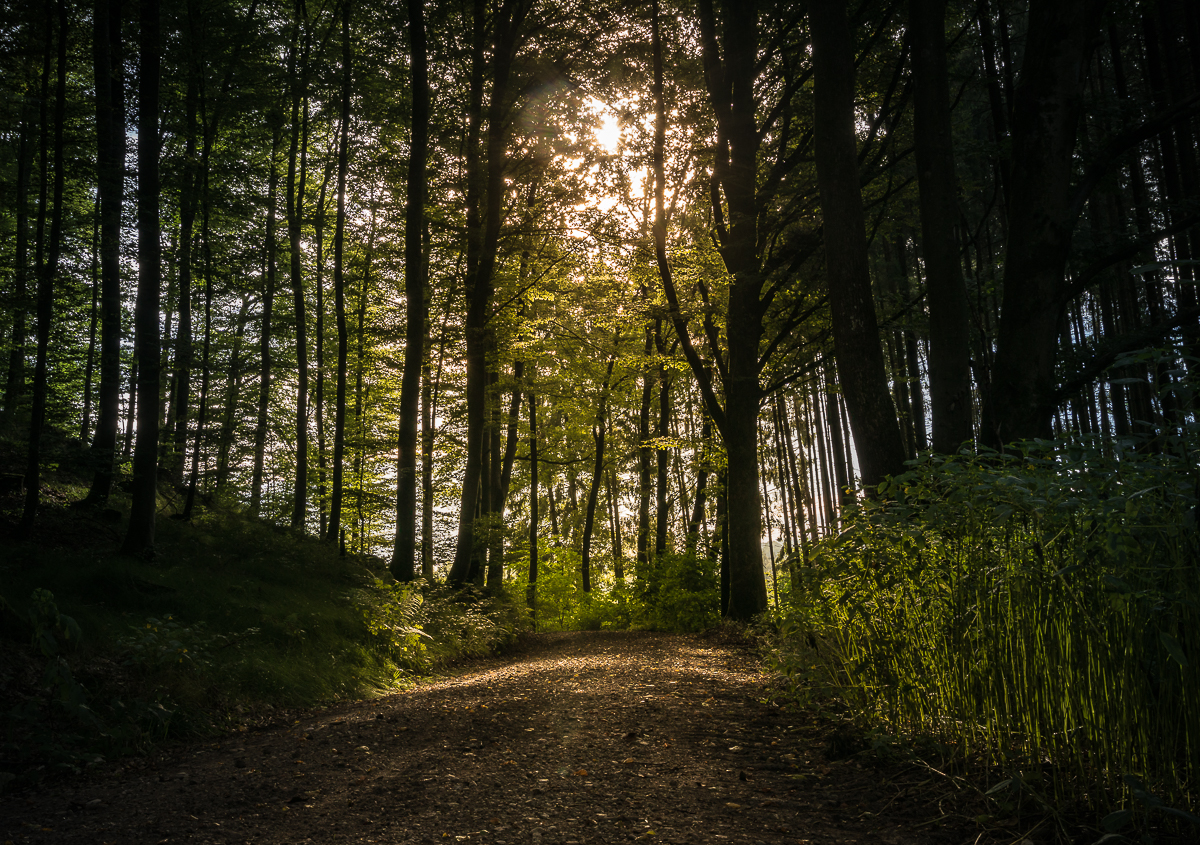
[0,631,979,845]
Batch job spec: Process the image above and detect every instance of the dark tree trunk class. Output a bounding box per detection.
[3,92,33,424]
[181,225,213,520]
[81,202,99,443]
[810,0,906,488]
[250,130,281,516]
[19,0,67,538]
[167,67,198,488]
[392,0,429,581]
[286,2,311,531]
[214,295,249,493]
[81,0,123,504]
[122,0,161,555]
[636,326,653,576]
[911,0,974,452]
[527,377,539,613]
[982,0,1107,446]
[607,465,623,578]
[581,346,618,593]
[327,0,352,544]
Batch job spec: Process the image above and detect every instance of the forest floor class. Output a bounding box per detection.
[0,630,1005,845]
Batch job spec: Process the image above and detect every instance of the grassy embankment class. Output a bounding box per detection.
[0,432,525,789]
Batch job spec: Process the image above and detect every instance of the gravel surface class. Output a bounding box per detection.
[0,631,985,844]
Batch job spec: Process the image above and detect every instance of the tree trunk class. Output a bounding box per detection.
[581,346,618,593]
[214,295,249,493]
[327,0,352,544]
[982,0,1107,446]
[810,0,906,488]
[391,0,429,580]
[527,377,539,613]
[2,89,34,424]
[250,130,281,516]
[286,1,311,531]
[911,0,973,452]
[19,0,67,538]
[122,0,161,555]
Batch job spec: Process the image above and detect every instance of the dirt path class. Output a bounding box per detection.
[0,631,980,845]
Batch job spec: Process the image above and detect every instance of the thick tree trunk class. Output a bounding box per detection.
[810,0,906,488]
[392,0,429,581]
[982,0,1107,446]
[911,0,974,452]
[122,0,161,555]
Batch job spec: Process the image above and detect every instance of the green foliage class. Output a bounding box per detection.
[633,553,721,632]
[770,438,1198,823]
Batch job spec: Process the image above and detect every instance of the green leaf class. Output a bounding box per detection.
[1159,632,1188,669]
[1100,809,1132,832]
[984,778,1013,795]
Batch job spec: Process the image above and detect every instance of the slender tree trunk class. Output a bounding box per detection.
[84,0,124,496]
[810,0,906,488]
[81,201,100,443]
[122,0,161,555]
[250,131,281,516]
[19,0,67,538]
[527,376,539,612]
[636,326,654,576]
[182,226,214,519]
[168,66,198,488]
[327,0,352,544]
[3,93,34,424]
[654,343,671,558]
[581,346,618,593]
[214,295,249,492]
[314,160,332,535]
[607,465,623,578]
[391,0,429,580]
[286,2,311,531]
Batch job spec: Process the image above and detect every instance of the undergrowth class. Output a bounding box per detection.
[0,469,527,790]
[767,435,1199,842]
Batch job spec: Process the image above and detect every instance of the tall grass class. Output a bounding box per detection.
[774,438,1198,824]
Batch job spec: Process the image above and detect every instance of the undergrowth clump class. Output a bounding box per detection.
[769,436,1199,840]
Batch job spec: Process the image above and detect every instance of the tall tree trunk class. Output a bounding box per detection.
[3,91,34,424]
[810,0,906,488]
[286,1,311,531]
[391,0,429,581]
[527,376,539,613]
[314,159,332,535]
[581,345,618,593]
[636,326,653,576]
[122,0,161,555]
[19,0,67,537]
[327,0,352,544]
[168,66,198,488]
[181,220,213,520]
[911,0,973,452]
[607,465,623,579]
[214,294,249,492]
[449,0,529,583]
[250,130,281,516]
[81,201,100,443]
[982,0,1107,445]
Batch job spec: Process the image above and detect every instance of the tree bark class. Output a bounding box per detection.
[581,345,618,593]
[982,0,1108,446]
[122,0,161,555]
[911,0,973,452]
[250,130,281,516]
[327,0,352,544]
[810,0,906,488]
[19,0,67,537]
[392,0,429,581]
